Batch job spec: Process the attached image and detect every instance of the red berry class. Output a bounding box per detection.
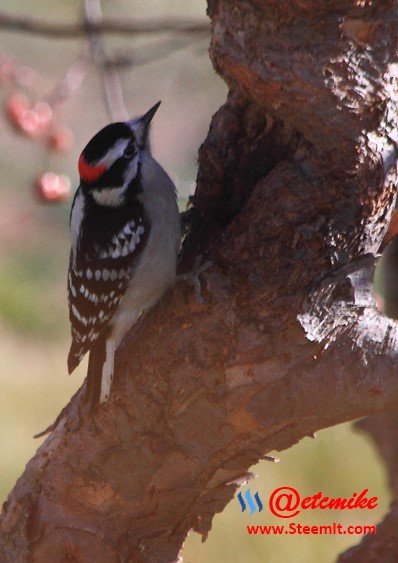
[35,172,71,203]
[48,125,74,153]
[32,101,52,128]
[6,94,52,137]
[19,109,42,137]
[6,92,30,122]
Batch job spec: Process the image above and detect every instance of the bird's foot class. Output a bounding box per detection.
[177,255,212,304]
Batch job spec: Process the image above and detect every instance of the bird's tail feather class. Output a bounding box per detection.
[86,334,114,409]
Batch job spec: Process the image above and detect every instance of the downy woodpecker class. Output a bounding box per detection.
[68,102,181,406]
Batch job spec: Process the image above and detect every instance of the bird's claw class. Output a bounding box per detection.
[177,255,212,304]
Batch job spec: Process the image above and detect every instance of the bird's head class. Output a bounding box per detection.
[78,101,161,206]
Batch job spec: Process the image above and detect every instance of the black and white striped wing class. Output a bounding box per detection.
[67,217,148,373]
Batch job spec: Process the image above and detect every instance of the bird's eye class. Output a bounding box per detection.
[123,141,137,159]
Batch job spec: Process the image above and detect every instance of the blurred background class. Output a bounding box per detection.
[0,1,392,562]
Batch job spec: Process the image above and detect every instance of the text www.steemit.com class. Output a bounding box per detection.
[246,523,376,536]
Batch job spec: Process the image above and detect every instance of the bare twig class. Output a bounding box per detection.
[103,36,206,69]
[84,0,127,122]
[45,50,91,107]
[0,11,209,39]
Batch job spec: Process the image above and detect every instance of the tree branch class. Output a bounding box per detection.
[0,11,209,39]
[84,0,127,122]
[1,1,398,561]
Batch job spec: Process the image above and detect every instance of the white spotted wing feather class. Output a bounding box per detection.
[67,214,148,373]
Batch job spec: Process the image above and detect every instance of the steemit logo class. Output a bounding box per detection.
[237,489,264,516]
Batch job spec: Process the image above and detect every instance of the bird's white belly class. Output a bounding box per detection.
[110,223,178,348]
[110,152,180,349]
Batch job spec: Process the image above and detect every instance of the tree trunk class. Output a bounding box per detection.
[2,1,398,561]
[383,237,398,318]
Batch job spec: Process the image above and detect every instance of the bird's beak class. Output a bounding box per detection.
[139,101,161,131]
[128,101,161,148]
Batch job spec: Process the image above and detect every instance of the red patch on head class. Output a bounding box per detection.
[78,155,106,184]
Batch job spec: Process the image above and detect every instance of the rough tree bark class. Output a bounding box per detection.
[1,0,398,561]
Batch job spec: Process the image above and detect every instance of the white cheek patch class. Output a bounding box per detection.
[90,139,139,207]
[92,186,128,207]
